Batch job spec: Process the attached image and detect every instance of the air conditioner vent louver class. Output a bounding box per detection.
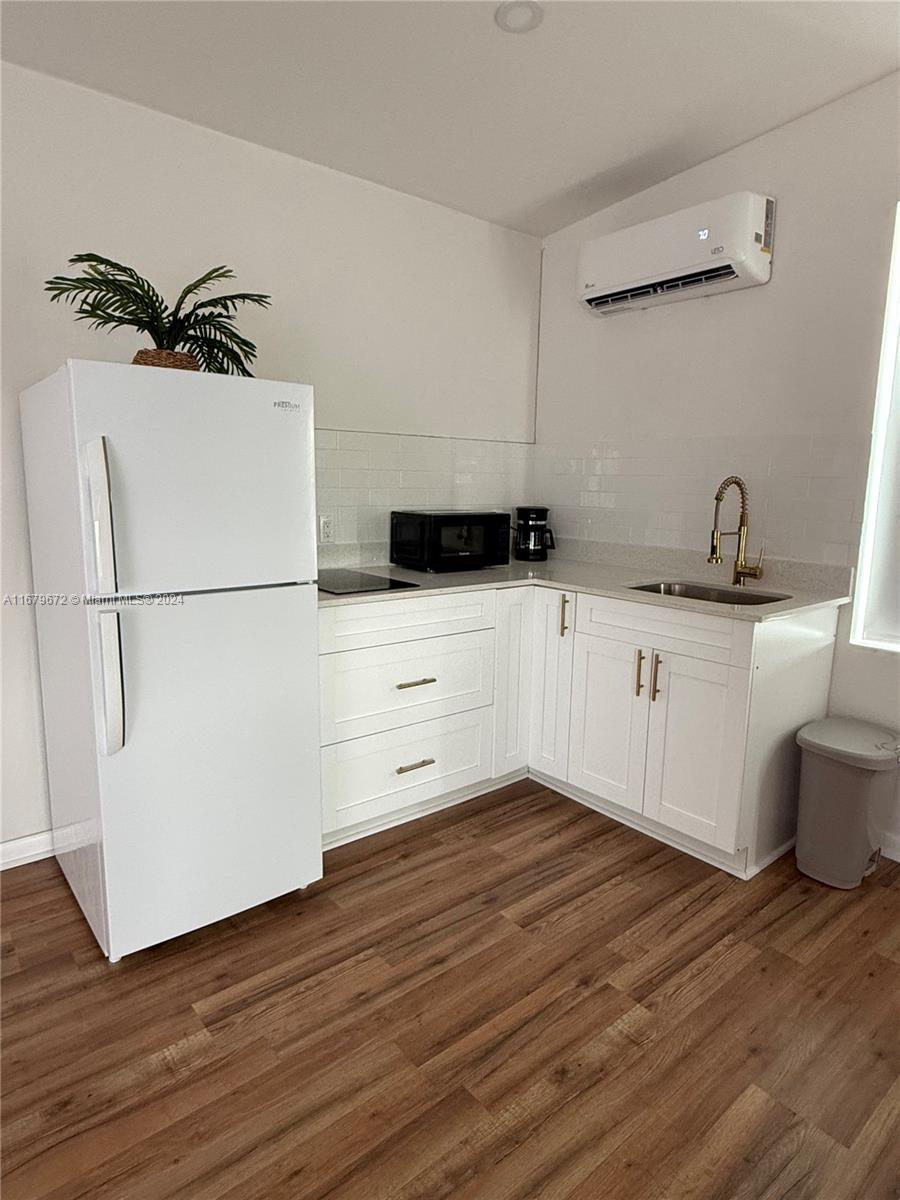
[585,264,738,310]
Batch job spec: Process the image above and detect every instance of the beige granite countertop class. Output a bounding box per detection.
[317,557,851,623]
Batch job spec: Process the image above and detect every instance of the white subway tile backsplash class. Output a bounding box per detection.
[399,470,452,488]
[767,476,811,503]
[366,452,410,471]
[367,487,428,507]
[335,508,358,541]
[316,448,369,470]
[530,431,867,567]
[316,486,370,508]
[340,469,403,488]
[312,427,866,569]
[807,475,864,502]
[313,428,529,562]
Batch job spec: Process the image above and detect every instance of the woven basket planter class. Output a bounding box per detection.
[132,349,201,371]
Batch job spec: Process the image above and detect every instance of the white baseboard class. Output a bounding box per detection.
[746,837,796,878]
[1,830,54,871]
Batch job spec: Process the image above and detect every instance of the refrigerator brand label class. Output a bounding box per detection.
[273,400,303,413]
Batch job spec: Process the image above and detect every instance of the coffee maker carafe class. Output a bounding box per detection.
[513,506,556,562]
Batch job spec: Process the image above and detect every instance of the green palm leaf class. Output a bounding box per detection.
[169,266,236,322]
[68,254,169,340]
[178,314,258,352]
[187,292,271,315]
[181,332,256,376]
[182,319,259,366]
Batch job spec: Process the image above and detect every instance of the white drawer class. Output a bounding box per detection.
[322,707,493,833]
[318,589,497,653]
[320,629,495,744]
[574,592,752,667]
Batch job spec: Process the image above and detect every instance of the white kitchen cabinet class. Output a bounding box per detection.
[566,623,750,852]
[642,651,749,852]
[568,633,650,812]
[562,599,837,866]
[319,582,840,878]
[529,588,575,782]
[492,587,533,776]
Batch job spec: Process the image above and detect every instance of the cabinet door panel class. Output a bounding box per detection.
[493,588,533,776]
[568,634,650,811]
[643,652,749,851]
[529,589,574,781]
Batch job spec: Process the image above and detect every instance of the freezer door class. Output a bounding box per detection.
[94,584,322,960]
[69,360,316,595]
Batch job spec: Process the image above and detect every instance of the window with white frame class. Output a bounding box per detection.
[852,201,900,652]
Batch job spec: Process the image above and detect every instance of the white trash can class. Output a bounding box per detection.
[795,718,900,888]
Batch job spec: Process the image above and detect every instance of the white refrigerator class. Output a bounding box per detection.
[20,360,322,961]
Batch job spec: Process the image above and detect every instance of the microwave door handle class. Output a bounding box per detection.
[84,437,118,595]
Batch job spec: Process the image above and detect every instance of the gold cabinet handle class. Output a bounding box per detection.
[634,648,646,696]
[559,594,569,638]
[396,677,437,690]
[650,652,662,702]
[396,757,435,775]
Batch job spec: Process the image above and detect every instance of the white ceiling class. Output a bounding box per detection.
[3,1,898,235]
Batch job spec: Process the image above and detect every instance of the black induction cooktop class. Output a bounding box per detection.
[317,569,420,596]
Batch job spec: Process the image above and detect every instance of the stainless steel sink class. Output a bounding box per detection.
[629,581,791,606]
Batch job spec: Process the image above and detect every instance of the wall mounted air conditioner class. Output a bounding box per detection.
[578,191,775,315]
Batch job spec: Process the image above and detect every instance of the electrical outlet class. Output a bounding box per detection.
[318,513,335,544]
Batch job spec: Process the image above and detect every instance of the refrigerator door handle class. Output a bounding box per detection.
[98,610,125,755]
[84,437,118,595]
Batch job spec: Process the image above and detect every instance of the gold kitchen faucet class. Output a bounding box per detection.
[707,475,765,586]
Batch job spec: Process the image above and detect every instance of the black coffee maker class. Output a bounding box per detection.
[513,506,556,562]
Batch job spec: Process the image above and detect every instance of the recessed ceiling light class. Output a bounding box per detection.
[494,1,544,35]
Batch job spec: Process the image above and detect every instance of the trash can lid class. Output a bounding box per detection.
[796,717,900,771]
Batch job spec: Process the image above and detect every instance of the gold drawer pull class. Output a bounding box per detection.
[650,652,662,702]
[634,648,645,696]
[396,757,435,775]
[396,677,437,691]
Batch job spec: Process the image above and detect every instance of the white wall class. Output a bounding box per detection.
[535,75,899,567]
[1,65,540,847]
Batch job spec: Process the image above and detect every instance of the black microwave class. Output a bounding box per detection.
[390,510,511,573]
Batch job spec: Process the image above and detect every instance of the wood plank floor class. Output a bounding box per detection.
[2,780,899,1200]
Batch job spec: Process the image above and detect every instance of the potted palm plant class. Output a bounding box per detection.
[45,254,271,375]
